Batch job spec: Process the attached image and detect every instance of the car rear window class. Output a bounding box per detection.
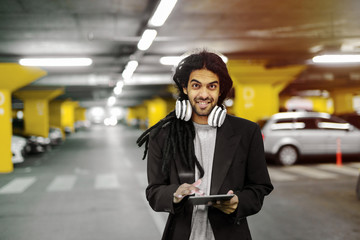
[271,118,294,130]
[296,118,318,130]
[317,117,351,130]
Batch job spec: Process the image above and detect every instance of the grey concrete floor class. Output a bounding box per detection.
[1,124,360,240]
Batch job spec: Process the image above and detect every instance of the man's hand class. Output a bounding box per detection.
[212,190,238,214]
[173,179,204,204]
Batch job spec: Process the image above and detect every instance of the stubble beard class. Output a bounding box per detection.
[190,97,216,117]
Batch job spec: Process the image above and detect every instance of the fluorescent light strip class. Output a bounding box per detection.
[137,29,157,51]
[19,58,92,67]
[122,60,139,79]
[312,54,360,63]
[148,0,178,27]
[160,56,183,65]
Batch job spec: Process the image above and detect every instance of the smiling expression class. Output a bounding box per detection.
[183,68,220,124]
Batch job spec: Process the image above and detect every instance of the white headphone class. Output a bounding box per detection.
[175,99,227,127]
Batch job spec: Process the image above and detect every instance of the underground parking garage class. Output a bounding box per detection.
[1,0,360,239]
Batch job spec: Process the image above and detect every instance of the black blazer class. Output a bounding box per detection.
[146,115,273,240]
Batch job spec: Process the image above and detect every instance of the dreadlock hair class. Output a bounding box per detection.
[137,49,233,179]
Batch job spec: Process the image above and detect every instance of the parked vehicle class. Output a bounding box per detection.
[11,135,27,163]
[337,113,360,129]
[49,127,63,145]
[74,120,91,131]
[261,111,360,165]
[25,135,51,154]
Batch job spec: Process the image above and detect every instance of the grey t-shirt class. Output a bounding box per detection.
[189,122,217,240]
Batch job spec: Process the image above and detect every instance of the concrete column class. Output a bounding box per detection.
[227,60,305,122]
[13,89,64,138]
[49,100,78,134]
[330,89,355,115]
[0,63,46,173]
[146,98,168,128]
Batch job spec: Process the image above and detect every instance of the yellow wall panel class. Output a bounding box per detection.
[0,89,13,173]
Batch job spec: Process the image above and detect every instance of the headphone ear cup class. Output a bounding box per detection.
[181,100,187,120]
[175,100,182,119]
[184,100,192,121]
[175,99,192,121]
[208,105,227,127]
[217,107,227,127]
[208,105,219,127]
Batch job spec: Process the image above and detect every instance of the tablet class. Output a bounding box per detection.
[188,194,234,205]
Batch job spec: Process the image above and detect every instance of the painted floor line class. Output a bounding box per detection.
[268,168,298,181]
[0,177,37,194]
[315,164,359,177]
[95,173,120,189]
[283,166,338,179]
[47,175,77,192]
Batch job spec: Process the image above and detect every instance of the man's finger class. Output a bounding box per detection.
[192,179,202,187]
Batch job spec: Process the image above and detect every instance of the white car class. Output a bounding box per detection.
[49,127,63,145]
[261,111,360,165]
[11,135,27,163]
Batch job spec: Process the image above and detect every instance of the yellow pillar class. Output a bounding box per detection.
[0,63,46,173]
[330,89,355,115]
[49,101,62,130]
[146,98,168,128]
[307,96,334,113]
[137,104,148,129]
[13,89,64,138]
[0,89,12,172]
[227,60,305,122]
[50,100,78,134]
[62,101,78,133]
[126,107,137,126]
[75,107,87,122]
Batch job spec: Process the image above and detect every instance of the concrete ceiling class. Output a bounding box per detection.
[2,0,360,108]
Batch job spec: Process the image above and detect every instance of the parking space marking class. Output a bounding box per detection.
[347,162,360,169]
[95,173,120,189]
[315,164,359,177]
[268,168,298,181]
[283,166,338,179]
[47,175,77,192]
[0,177,36,194]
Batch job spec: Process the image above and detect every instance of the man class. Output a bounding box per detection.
[137,50,273,239]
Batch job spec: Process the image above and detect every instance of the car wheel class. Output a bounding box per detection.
[356,173,360,200]
[277,145,298,166]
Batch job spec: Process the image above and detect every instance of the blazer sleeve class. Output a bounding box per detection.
[234,124,273,220]
[145,129,181,215]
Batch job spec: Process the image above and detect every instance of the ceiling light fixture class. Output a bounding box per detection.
[122,60,138,80]
[137,29,157,51]
[148,0,178,27]
[19,58,93,66]
[113,81,124,95]
[312,54,360,63]
[159,56,183,65]
[107,96,116,107]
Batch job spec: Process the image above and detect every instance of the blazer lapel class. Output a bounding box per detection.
[210,117,241,195]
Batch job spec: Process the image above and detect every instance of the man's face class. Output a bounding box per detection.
[183,68,220,124]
